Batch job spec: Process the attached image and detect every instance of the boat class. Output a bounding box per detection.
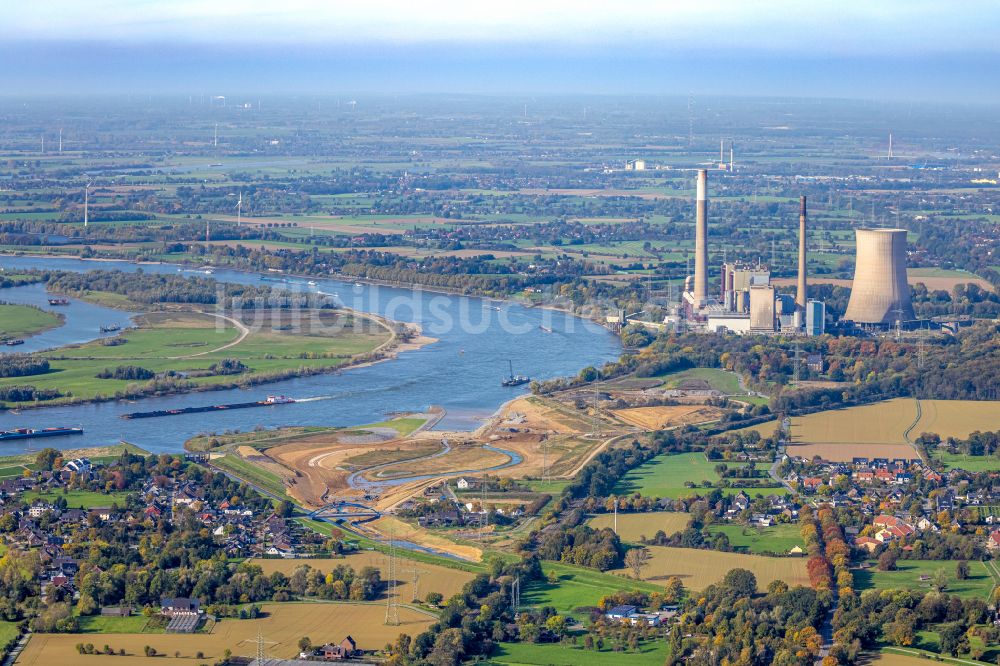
[121,395,296,419]
[5,339,24,346]
[354,282,363,287]
[501,360,530,387]
[47,298,70,306]
[0,427,84,442]
[307,280,317,286]
[100,324,121,333]
[539,325,552,333]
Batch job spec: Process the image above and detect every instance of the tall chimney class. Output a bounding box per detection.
[796,195,808,312]
[694,170,708,304]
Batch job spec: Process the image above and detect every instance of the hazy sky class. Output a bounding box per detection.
[3,0,998,99]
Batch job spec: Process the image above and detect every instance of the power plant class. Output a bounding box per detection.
[844,228,914,325]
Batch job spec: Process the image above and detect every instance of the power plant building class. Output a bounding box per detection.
[749,285,776,332]
[806,300,825,336]
[844,228,914,324]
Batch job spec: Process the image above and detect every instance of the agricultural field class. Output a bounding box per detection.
[611,545,810,591]
[910,400,1000,441]
[746,398,1000,462]
[19,489,130,510]
[587,511,690,542]
[705,523,804,555]
[523,561,664,619]
[248,551,476,601]
[853,559,997,599]
[14,602,431,665]
[0,303,62,340]
[488,639,670,666]
[611,405,725,431]
[77,615,162,634]
[931,450,1000,472]
[0,309,392,408]
[613,451,785,498]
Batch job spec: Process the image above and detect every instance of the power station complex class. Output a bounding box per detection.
[669,169,913,335]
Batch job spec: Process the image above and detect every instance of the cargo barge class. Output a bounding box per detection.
[121,395,295,420]
[48,298,70,306]
[0,427,84,441]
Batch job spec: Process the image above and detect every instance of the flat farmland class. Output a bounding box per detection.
[587,511,690,541]
[746,399,1000,462]
[706,523,805,555]
[911,400,1000,440]
[853,559,996,599]
[15,602,430,665]
[611,405,725,430]
[247,552,475,601]
[612,545,810,591]
[613,451,786,498]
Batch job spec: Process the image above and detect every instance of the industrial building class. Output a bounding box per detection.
[806,300,825,336]
[843,228,914,325]
[668,171,824,336]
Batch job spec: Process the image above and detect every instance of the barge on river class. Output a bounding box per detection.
[121,395,295,420]
[0,427,84,441]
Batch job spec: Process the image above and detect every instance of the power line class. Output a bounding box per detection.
[384,528,399,626]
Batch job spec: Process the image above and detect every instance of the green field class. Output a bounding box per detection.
[706,523,804,554]
[489,640,669,666]
[854,559,997,599]
[211,454,287,499]
[19,489,130,510]
[77,614,162,634]
[0,309,391,408]
[657,367,743,394]
[613,452,786,499]
[931,450,1000,472]
[0,620,18,651]
[0,303,62,340]
[523,561,663,619]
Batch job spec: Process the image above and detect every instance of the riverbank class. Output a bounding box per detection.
[0,303,434,412]
[0,303,64,342]
[0,249,610,325]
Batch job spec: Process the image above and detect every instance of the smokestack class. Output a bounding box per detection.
[694,169,708,304]
[844,228,914,324]
[796,195,808,312]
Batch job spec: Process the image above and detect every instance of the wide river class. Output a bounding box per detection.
[0,256,620,454]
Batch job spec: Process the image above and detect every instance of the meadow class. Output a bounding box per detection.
[14,602,431,665]
[247,551,476,602]
[612,451,786,498]
[853,559,997,599]
[488,639,670,666]
[0,308,391,408]
[19,489,130,510]
[931,450,1000,472]
[706,523,804,555]
[523,561,664,619]
[586,511,690,542]
[610,545,810,591]
[0,303,62,340]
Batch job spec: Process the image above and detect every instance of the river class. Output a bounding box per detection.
[0,256,620,454]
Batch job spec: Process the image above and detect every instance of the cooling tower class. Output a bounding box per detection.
[844,228,914,324]
[796,196,808,312]
[693,169,708,304]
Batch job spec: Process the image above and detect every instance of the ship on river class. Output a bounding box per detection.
[0,427,84,442]
[48,298,70,306]
[121,395,296,420]
[501,360,530,387]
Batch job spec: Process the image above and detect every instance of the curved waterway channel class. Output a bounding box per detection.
[0,257,621,457]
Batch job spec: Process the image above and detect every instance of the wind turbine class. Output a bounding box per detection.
[235,191,243,227]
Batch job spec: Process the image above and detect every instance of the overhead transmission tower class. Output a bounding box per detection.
[793,341,802,384]
[401,564,429,603]
[384,529,399,626]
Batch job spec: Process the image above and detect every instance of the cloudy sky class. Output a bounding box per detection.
[3,0,997,99]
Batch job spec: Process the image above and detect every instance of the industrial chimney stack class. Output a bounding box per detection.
[796,195,808,313]
[693,169,708,304]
